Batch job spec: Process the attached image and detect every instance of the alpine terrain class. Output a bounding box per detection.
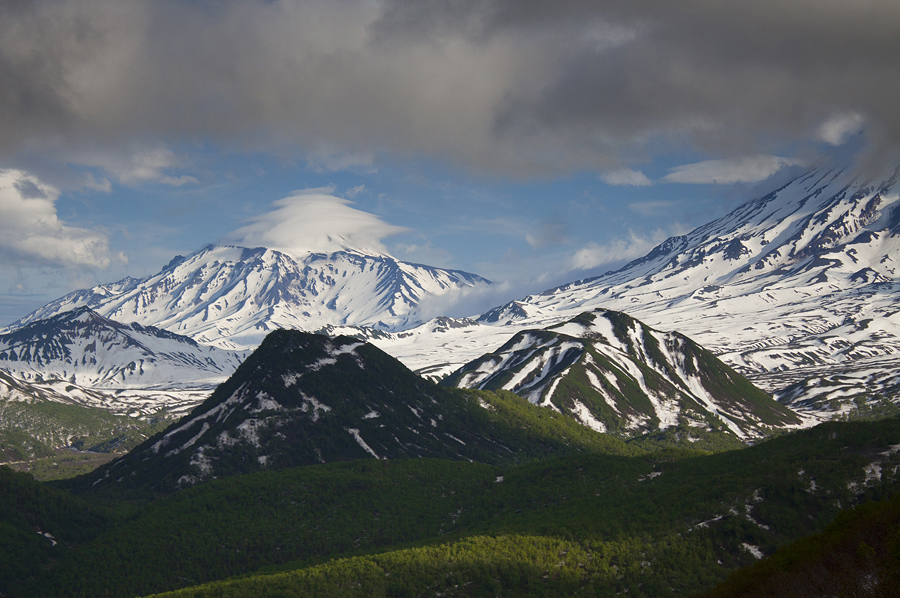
[378,164,900,419]
[443,309,803,439]
[7,245,491,350]
[76,329,629,493]
[0,307,246,416]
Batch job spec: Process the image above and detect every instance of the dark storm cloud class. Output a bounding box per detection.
[479,0,900,162]
[1,0,898,179]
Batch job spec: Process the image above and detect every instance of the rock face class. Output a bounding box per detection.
[444,310,803,440]
[8,245,491,350]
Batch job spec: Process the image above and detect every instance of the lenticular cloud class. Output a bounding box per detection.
[222,189,409,258]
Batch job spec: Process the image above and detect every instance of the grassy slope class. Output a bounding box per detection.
[0,397,172,481]
[0,370,173,477]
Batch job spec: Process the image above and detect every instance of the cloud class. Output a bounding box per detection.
[525,218,567,249]
[221,189,409,258]
[72,145,198,186]
[345,184,367,198]
[600,168,652,186]
[0,0,900,181]
[818,113,866,146]
[0,1,896,178]
[570,228,673,271]
[0,169,120,268]
[662,155,805,185]
[408,278,501,321]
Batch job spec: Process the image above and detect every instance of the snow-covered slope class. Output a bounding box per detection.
[9,164,900,425]
[380,165,900,415]
[8,245,490,350]
[444,309,805,439]
[0,307,246,415]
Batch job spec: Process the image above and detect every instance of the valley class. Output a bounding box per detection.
[3,164,900,597]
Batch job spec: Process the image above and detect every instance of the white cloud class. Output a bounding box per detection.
[221,189,409,258]
[629,200,677,217]
[570,229,672,270]
[82,172,112,193]
[662,155,805,185]
[817,112,865,146]
[409,278,501,320]
[0,169,120,268]
[73,145,198,186]
[345,184,367,198]
[600,168,652,186]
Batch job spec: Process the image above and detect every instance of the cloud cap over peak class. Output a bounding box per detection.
[221,190,409,258]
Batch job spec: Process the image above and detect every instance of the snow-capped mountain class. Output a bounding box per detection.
[8,163,900,427]
[8,245,490,350]
[444,309,804,439]
[378,164,900,415]
[0,307,246,415]
[515,165,900,409]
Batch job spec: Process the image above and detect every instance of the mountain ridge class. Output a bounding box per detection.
[6,244,491,350]
[0,307,246,416]
[376,164,900,416]
[444,309,804,439]
[75,329,636,493]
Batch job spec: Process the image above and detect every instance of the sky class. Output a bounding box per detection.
[1,0,898,327]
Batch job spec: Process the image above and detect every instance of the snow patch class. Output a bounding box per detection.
[864,462,882,484]
[251,391,283,412]
[347,428,381,459]
[165,422,210,457]
[570,398,606,433]
[742,543,764,559]
[300,392,331,422]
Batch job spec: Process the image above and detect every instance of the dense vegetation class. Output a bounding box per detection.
[701,493,900,597]
[2,417,899,597]
[0,467,112,587]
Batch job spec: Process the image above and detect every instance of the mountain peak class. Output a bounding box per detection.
[77,329,629,493]
[446,309,802,439]
[453,163,900,414]
[10,243,491,349]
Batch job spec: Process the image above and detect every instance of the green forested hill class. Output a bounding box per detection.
[68,330,645,495]
[442,309,800,439]
[0,467,112,588]
[2,418,899,598]
[701,493,900,597]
